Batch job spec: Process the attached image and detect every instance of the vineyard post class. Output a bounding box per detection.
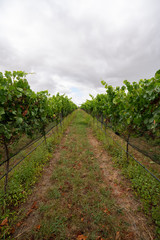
[101,115,103,129]
[104,120,107,136]
[3,139,10,194]
[52,123,54,134]
[42,125,47,145]
[60,112,63,128]
[44,134,47,145]
[56,118,59,133]
[97,115,98,127]
[126,134,130,162]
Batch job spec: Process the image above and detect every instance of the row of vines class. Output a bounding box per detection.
[0,71,77,191]
[81,69,160,162]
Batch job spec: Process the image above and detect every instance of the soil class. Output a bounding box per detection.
[13,129,70,239]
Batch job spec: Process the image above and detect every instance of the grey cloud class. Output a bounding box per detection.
[0,0,160,104]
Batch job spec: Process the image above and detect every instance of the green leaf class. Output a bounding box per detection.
[0,107,5,115]
[149,118,154,123]
[144,118,148,124]
[113,98,118,104]
[16,117,23,124]
[101,80,106,86]
[12,110,17,115]
[3,128,12,139]
[17,87,23,92]
[127,118,130,124]
[155,69,160,79]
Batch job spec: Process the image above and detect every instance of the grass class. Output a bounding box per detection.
[0,112,76,239]
[2,109,157,239]
[90,115,160,238]
[22,110,126,240]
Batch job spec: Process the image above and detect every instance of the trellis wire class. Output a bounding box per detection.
[0,117,64,181]
[95,116,160,183]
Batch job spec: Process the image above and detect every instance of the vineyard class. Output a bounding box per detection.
[81,69,160,164]
[0,71,77,192]
[0,71,160,239]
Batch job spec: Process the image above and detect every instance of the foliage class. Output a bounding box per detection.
[0,70,77,192]
[0,71,34,144]
[0,71,77,147]
[81,70,160,139]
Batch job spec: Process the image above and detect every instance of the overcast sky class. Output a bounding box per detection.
[0,0,160,105]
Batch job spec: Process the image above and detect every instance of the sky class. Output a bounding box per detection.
[0,0,160,105]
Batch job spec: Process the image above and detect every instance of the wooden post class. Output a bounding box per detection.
[60,112,63,128]
[104,123,107,136]
[101,115,103,129]
[42,126,47,145]
[4,140,10,194]
[126,134,130,162]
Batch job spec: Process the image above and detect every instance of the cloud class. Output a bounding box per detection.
[0,0,160,104]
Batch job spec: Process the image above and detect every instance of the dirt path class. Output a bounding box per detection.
[13,129,70,239]
[88,129,154,240]
[11,111,155,240]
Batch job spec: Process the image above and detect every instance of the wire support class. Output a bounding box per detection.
[0,139,45,181]
[0,118,64,181]
[96,123,160,183]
